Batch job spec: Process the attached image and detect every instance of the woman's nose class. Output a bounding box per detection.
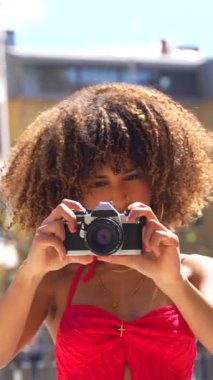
[113,202,128,213]
[111,191,129,212]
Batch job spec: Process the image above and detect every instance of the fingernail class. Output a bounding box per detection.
[143,244,150,253]
[69,225,77,233]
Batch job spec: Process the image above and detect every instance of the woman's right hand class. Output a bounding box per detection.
[25,199,93,276]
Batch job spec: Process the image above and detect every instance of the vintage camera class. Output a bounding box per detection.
[64,201,146,256]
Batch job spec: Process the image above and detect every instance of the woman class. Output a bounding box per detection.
[0,83,213,379]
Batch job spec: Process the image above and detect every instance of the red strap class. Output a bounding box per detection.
[66,259,97,307]
[82,258,97,282]
[66,264,85,307]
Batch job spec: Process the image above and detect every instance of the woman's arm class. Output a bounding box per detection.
[0,261,49,367]
[0,199,94,368]
[158,254,213,354]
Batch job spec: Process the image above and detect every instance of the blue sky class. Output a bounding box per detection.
[1,0,213,57]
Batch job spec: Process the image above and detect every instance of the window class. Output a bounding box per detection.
[38,65,80,94]
[79,67,119,84]
[157,70,199,97]
[122,68,155,85]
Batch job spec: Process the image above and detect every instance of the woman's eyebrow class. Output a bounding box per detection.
[94,168,138,179]
[93,175,108,179]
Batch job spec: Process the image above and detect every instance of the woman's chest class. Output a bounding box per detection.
[53,268,172,327]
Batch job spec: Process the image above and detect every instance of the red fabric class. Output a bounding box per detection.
[55,265,197,380]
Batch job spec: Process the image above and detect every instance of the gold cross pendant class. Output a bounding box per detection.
[112,301,119,310]
[118,322,125,337]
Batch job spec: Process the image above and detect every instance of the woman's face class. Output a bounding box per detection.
[83,164,151,212]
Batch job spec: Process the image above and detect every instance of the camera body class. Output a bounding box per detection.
[64,201,146,256]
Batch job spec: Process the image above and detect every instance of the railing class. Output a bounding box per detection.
[0,344,212,380]
[194,345,213,380]
[0,361,57,380]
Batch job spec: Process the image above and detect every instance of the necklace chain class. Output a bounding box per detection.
[97,273,144,311]
[111,268,133,273]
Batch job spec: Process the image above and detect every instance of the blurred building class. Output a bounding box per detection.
[1,30,213,255]
[0,30,213,380]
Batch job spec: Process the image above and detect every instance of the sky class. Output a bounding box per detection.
[0,0,213,57]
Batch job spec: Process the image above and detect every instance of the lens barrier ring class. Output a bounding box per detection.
[85,218,123,255]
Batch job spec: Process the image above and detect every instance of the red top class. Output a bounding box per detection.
[55,264,197,380]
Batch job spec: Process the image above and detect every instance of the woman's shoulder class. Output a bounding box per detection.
[180,253,213,289]
[40,264,80,292]
[181,253,213,272]
[34,264,79,312]
[40,264,80,324]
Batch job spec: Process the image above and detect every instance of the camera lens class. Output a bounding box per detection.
[85,218,123,255]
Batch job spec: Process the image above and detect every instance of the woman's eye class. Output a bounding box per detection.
[89,181,108,188]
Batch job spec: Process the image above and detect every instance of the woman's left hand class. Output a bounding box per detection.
[97,202,183,289]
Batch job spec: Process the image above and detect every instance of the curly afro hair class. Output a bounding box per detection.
[1,83,213,231]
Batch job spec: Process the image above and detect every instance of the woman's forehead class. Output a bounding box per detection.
[92,160,140,176]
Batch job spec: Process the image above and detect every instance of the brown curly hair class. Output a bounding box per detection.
[1,83,213,231]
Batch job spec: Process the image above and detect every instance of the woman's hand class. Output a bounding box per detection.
[97,202,183,289]
[25,199,93,276]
